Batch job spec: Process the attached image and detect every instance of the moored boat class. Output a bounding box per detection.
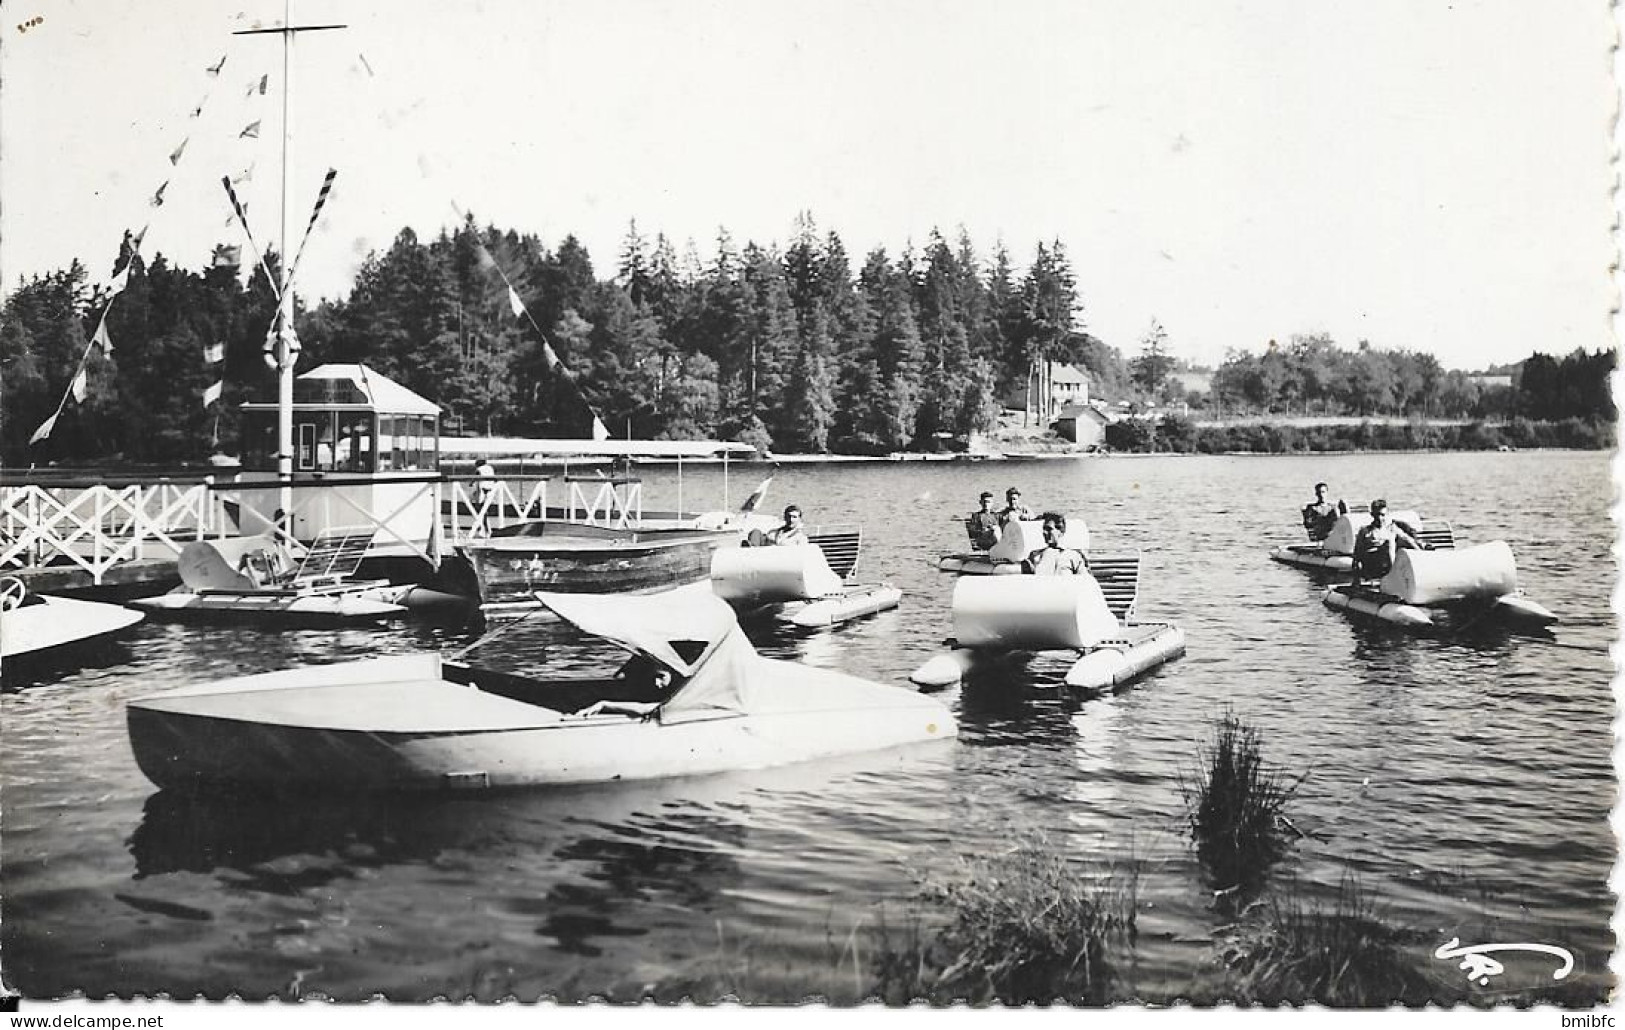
[1321,540,1556,631]
[125,588,956,793]
[2,576,144,671]
[911,552,1183,691]
[128,528,440,626]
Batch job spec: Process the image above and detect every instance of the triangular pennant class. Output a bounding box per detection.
[204,342,225,364]
[591,417,611,442]
[29,410,59,445]
[206,54,226,77]
[256,73,268,95]
[541,341,562,370]
[106,266,130,296]
[93,321,113,356]
[202,381,223,408]
[507,286,525,318]
[70,368,89,403]
[151,181,169,207]
[239,120,261,139]
[169,137,189,165]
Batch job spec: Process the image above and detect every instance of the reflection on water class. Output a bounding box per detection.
[1,451,1614,1002]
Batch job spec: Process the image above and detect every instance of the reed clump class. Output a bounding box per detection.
[870,839,1140,1005]
[1182,711,1305,893]
[1215,874,1432,1006]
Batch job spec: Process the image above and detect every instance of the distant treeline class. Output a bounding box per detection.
[1105,413,1615,454]
[1184,335,1617,423]
[2,217,1613,465]
[1,217,1127,464]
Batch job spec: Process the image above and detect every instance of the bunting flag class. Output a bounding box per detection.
[92,320,113,356]
[455,199,614,439]
[106,264,130,296]
[29,411,60,446]
[246,73,268,97]
[231,163,255,185]
[211,244,242,269]
[132,226,148,250]
[151,181,169,207]
[202,381,223,408]
[169,138,189,165]
[206,54,226,76]
[239,120,261,139]
[738,477,773,514]
[191,102,205,119]
[204,342,225,364]
[69,368,89,404]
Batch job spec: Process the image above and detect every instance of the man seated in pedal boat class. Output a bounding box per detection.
[1351,498,1429,585]
[1301,481,1348,542]
[997,487,1035,528]
[1022,511,1089,575]
[966,491,1000,551]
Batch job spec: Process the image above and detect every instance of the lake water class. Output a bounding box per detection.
[2,450,1615,1003]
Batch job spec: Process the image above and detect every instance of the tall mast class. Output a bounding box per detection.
[234,2,344,529]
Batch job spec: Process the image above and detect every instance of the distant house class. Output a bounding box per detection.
[1003,362,1091,414]
[1052,402,1112,448]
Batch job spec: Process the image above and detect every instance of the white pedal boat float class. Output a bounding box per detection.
[938,518,1088,576]
[911,552,1184,692]
[1321,540,1556,630]
[2,576,144,669]
[126,588,954,793]
[130,529,462,626]
[711,531,900,629]
[1270,508,1451,573]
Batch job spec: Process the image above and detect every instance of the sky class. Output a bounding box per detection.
[1,0,1616,371]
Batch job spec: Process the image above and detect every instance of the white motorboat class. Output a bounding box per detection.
[911,552,1184,691]
[1,576,144,669]
[126,588,955,793]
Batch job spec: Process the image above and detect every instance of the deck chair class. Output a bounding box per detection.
[807,525,863,581]
[1087,552,1142,624]
[287,526,379,590]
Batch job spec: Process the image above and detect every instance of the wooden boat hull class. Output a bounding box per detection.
[3,594,144,661]
[126,654,955,793]
[460,526,737,604]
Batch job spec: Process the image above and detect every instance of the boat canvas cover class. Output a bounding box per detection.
[535,589,758,717]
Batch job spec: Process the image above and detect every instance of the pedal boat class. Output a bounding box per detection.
[126,588,955,793]
[130,530,421,626]
[1270,508,1450,574]
[938,518,1085,576]
[911,552,1184,692]
[2,576,144,667]
[1321,540,1556,631]
[710,528,900,629]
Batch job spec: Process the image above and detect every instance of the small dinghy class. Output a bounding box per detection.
[711,528,900,629]
[938,518,1089,575]
[1270,508,1453,573]
[2,576,144,669]
[126,588,955,793]
[911,552,1184,691]
[1321,540,1556,631]
[130,528,420,626]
